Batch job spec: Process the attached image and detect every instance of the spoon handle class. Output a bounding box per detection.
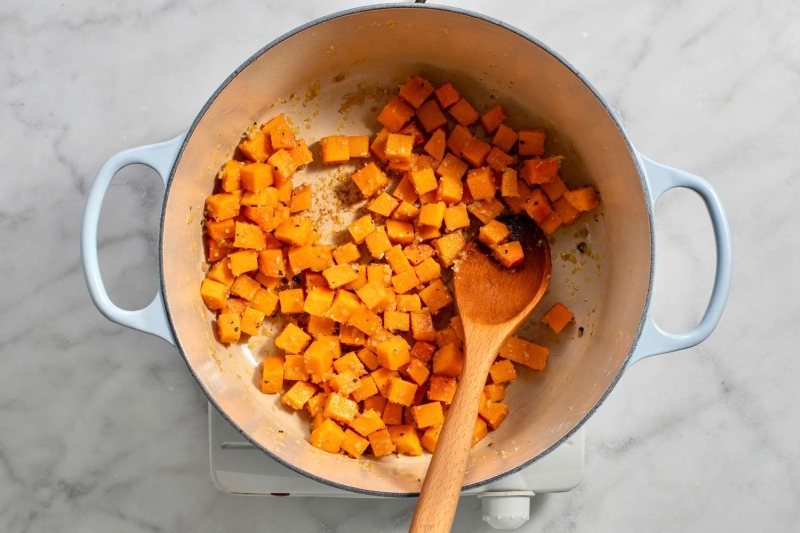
[410,332,502,533]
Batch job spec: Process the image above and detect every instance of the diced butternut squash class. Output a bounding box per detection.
[500,336,550,370]
[206,193,240,221]
[553,196,582,225]
[289,139,314,167]
[367,192,399,217]
[563,186,600,212]
[449,98,479,127]
[421,425,441,453]
[411,402,444,428]
[410,341,437,364]
[368,428,395,457]
[391,269,421,295]
[414,257,442,284]
[484,383,506,402]
[479,220,511,247]
[326,290,361,323]
[333,242,361,265]
[233,221,266,250]
[461,137,492,168]
[356,281,391,311]
[492,241,524,268]
[377,97,415,133]
[435,153,469,182]
[275,323,311,353]
[322,264,359,289]
[275,217,312,246]
[383,310,410,333]
[492,123,518,153]
[424,128,446,161]
[410,168,438,195]
[370,127,390,164]
[501,168,519,197]
[479,400,510,430]
[466,167,497,201]
[468,197,505,224]
[260,355,285,393]
[489,358,517,384]
[365,226,392,258]
[473,417,488,446]
[376,335,411,370]
[428,375,457,404]
[418,280,453,314]
[384,133,414,163]
[289,184,312,213]
[542,302,575,333]
[244,205,290,232]
[410,310,437,341]
[320,135,350,164]
[518,129,546,157]
[386,379,418,407]
[340,429,369,459]
[352,162,389,197]
[229,250,259,276]
[539,212,563,235]
[282,380,318,410]
[399,75,435,108]
[443,204,470,232]
[382,400,403,425]
[486,147,518,173]
[433,343,463,378]
[200,279,228,310]
[240,306,265,336]
[416,100,447,133]
[348,214,377,244]
[208,259,236,287]
[480,105,506,135]
[238,131,271,162]
[357,347,380,372]
[400,357,430,386]
[385,219,415,244]
[434,82,460,108]
[302,286,335,317]
[240,162,274,192]
[268,149,299,185]
[279,288,304,314]
[540,176,568,202]
[284,354,309,381]
[309,418,346,453]
[392,175,420,204]
[323,393,359,424]
[521,156,562,185]
[418,202,446,228]
[434,231,466,267]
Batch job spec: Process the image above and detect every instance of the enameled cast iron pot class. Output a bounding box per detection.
[81,4,732,496]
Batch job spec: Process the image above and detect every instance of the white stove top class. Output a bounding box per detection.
[209,404,584,528]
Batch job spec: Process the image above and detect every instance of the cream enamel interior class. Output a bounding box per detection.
[161,7,651,494]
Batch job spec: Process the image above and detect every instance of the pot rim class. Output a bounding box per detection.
[159,2,654,497]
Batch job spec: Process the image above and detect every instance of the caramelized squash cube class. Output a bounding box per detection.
[397,294,423,313]
[443,204,470,232]
[400,357,430,386]
[208,259,235,287]
[524,188,553,224]
[421,425,442,453]
[351,376,380,403]
[387,425,422,455]
[410,310,437,341]
[436,174,464,206]
[302,286,335,317]
[275,217,312,246]
[279,288,304,314]
[518,129,546,157]
[372,368,401,398]
[411,402,444,428]
[428,375,457,404]
[383,310,410,333]
[376,335,411,370]
[539,212,563,235]
[434,82,460,108]
[492,123,518,153]
[370,128,390,164]
[487,147,518,173]
[241,187,280,207]
[348,308,383,336]
[333,242,361,265]
[500,336,550,370]
[356,281,391,312]
[339,324,366,346]
[391,174,419,204]
[466,167,497,201]
[206,218,235,242]
[447,124,474,156]
[542,302,575,333]
[424,128,446,162]
[322,264,359,290]
[433,343,463,378]
[368,428,395,456]
[541,176,568,202]
[352,162,389,197]
[461,137,492,168]
[244,205,290,232]
[289,139,314,167]
[479,400,510,430]
[501,168,519,198]
[340,429,369,459]
[289,184,312,213]
[357,347,380,372]
[521,156,561,185]
[230,275,261,300]
[350,409,385,437]
[484,383,506,402]
[493,241,525,268]
[233,221,266,250]
[563,186,600,212]
[553,196,582,225]
[238,131,271,162]
[283,354,309,381]
[220,160,243,192]
[468,197,505,224]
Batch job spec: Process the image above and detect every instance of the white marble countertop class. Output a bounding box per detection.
[1,0,798,531]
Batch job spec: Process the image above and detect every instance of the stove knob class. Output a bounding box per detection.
[477,491,535,530]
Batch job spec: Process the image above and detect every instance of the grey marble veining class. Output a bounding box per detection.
[1,0,798,531]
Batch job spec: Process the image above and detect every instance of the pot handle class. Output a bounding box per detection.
[81,132,187,346]
[627,154,732,367]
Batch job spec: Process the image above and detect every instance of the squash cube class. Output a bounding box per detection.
[414,257,442,284]
[492,241,525,268]
[320,135,350,164]
[523,188,553,224]
[500,336,550,370]
[436,327,462,349]
[267,149,299,185]
[357,347,380,372]
[279,288,304,314]
[542,302,575,333]
[418,202,446,228]
[306,393,328,418]
[399,75,435,108]
[334,352,367,377]
[206,218,235,243]
[351,376,380,402]
[385,219,415,245]
[443,204,470,232]
[433,343,463,378]
[473,417,488,446]
[397,294,423,313]
[486,147,518,173]
[461,137,492,168]
[449,98,479,127]
[436,174,464,206]
[518,129,546,157]
[372,368,400,398]
[370,127,390,164]
[410,168,438,195]
[231,275,261,301]
[539,212,563,235]
[447,124,474,156]
[304,339,336,380]
[466,167,497,201]
[322,264,359,289]
[400,357,430,386]
[339,324,367,346]
[383,245,411,274]
[208,259,235,287]
[540,176,568,202]
[229,250,259,276]
[484,383,506,402]
[489,358,517,384]
[275,322,311,353]
[348,308,383,336]
[309,418,346,453]
[340,429,370,459]
[411,402,444,428]
[356,281,390,312]
[367,264,392,286]
[410,310,437,341]
[365,227,392,259]
[241,187,280,207]
[302,286,335,317]
[274,217,312,247]
[324,392,360,424]
[384,134,414,163]
[284,354,309,381]
[468,197,505,224]
[200,279,228,311]
[308,315,336,336]
[367,192,399,217]
[244,205,290,232]
[363,395,387,414]
[434,231,466,267]
[206,193,240,221]
[376,335,411,370]
[240,162,274,192]
[220,160,243,192]
[428,375,457,404]
[348,135,370,158]
[326,290,362,323]
[368,428,395,456]
[421,425,442,453]
[501,168,519,198]
[350,409,385,437]
[436,156,469,187]
[238,131,271,163]
[377,97,415,133]
[553,196,581,225]
[521,156,561,185]
[424,128,446,162]
[391,269,421,295]
[403,243,435,266]
[347,214,376,244]
[563,186,600,212]
[289,184,312,213]
[434,82,460,108]
[289,139,314,167]
[259,355,285,393]
[282,381,318,410]
[257,249,285,278]
[386,379,418,407]
[333,242,361,265]
[492,123,518,153]
[233,221,266,250]
[479,400,510,430]
[387,425,422,456]
[480,105,506,135]
[383,310,410,332]
[479,220,511,247]
[415,100,447,133]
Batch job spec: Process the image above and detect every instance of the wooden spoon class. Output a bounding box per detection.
[410,217,551,533]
